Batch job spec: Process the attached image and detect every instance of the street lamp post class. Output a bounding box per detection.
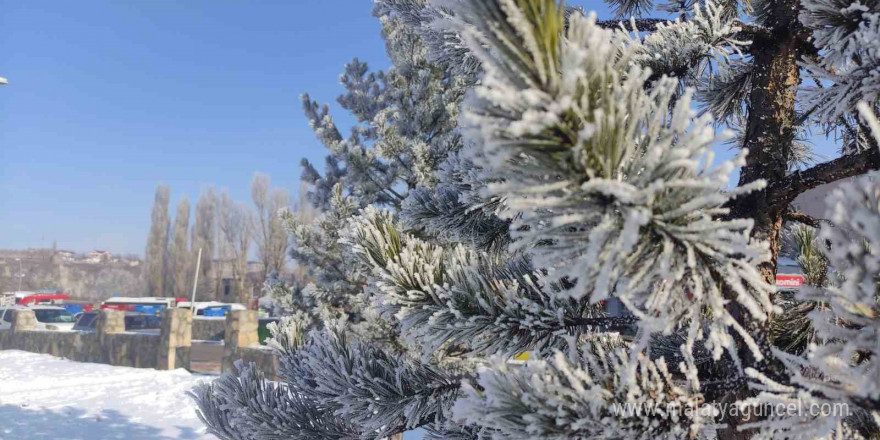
[14,258,22,292]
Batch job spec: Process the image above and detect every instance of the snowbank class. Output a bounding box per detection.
[0,350,215,440]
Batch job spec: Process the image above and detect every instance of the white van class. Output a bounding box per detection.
[0,305,77,331]
[177,301,247,316]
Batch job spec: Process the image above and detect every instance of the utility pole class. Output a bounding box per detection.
[14,258,22,291]
[190,248,202,314]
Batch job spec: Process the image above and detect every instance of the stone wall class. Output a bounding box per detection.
[238,346,279,379]
[158,308,192,370]
[0,309,191,370]
[221,310,277,379]
[192,317,226,341]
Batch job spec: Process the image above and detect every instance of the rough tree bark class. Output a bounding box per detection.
[721,1,803,438]
[733,0,802,285]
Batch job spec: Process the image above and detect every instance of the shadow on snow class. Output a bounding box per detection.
[0,404,202,440]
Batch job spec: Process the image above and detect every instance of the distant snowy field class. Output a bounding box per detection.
[0,350,215,440]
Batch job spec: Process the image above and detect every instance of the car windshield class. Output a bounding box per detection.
[74,313,98,329]
[34,309,76,323]
[125,315,162,330]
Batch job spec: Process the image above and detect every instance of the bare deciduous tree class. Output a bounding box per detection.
[217,191,252,304]
[250,173,291,283]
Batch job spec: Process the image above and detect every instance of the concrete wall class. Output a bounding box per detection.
[192,317,226,341]
[0,308,191,370]
[221,310,277,379]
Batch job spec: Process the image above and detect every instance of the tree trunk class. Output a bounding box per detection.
[720,1,803,438]
[734,13,801,284]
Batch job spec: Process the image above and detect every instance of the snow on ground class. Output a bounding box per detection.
[0,350,215,440]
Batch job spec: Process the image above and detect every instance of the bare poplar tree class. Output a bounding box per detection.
[250,173,291,282]
[191,188,216,300]
[144,185,170,297]
[168,197,191,298]
[267,189,290,273]
[218,191,252,304]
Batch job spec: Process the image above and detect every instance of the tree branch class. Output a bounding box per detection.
[596,18,670,32]
[769,147,880,209]
[594,18,771,42]
[735,21,773,42]
[783,209,823,227]
[566,316,638,333]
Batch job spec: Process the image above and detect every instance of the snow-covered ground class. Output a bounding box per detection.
[0,350,426,440]
[0,350,215,440]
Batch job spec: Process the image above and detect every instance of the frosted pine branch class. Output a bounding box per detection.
[696,60,753,123]
[401,154,510,252]
[191,360,361,440]
[448,0,774,361]
[455,345,713,439]
[276,326,468,438]
[344,206,612,358]
[799,0,880,122]
[630,2,750,81]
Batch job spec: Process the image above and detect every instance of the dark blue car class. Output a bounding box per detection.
[73,311,162,334]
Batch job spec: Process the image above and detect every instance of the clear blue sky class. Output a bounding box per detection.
[0,1,389,255]
[0,1,841,257]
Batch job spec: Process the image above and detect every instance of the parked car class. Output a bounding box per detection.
[177,301,247,316]
[60,302,95,315]
[73,311,162,334]
[0,307,17,330]
[99,296,183,313]
[0,305,78,331]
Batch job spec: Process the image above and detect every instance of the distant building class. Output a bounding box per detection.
[247,260,263,272]
[87,250,112,263]
[56,250,76,261]
[212,259,265,302]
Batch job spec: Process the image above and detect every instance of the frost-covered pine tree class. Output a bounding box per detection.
[194,0,880,439]
[269,1,468,340]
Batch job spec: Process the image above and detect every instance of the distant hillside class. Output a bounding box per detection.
[0,248,143,302]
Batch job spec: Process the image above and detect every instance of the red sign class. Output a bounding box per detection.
[776,274,804,289]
